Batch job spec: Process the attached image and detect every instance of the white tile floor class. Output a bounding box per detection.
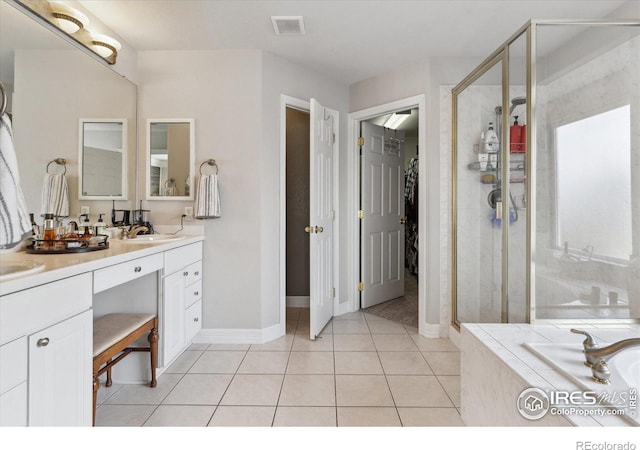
[95,308,463,427]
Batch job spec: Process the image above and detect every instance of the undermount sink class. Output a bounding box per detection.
[121,234,186,243]
[0,261,45,281]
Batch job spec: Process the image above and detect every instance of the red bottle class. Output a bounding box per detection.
[510,116,526,153]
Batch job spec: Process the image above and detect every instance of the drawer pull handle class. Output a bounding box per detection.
[194,317,199,322]
[195,271,200,276]
[194,291,199,296]
[183,271,189,276]
[37,338,50,347]
[134,266,142,273]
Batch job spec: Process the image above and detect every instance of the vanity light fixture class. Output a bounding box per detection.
[49,1,89,34]
[90,32,121,59]
[384,111,411,130]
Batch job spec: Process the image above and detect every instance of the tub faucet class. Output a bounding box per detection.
[571,329,640,384]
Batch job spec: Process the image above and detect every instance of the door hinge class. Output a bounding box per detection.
[332,288,336,298]
[357,282,364,292]
[331,210,335,220]
[357,209,364,219]
[333,133,336,144]
[357,136,364,146]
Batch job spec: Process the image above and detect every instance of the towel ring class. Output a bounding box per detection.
[199,159,218,175]
[46,158,67,175]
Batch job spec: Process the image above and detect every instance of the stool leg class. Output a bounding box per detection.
[148,327,159,388]
[106,359,113,387]
[92,374,100,427]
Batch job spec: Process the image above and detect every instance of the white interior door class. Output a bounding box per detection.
[360,122,405,308]
[309,98,336,339]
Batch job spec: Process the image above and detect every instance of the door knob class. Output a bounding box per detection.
[304,226,314,233]
[314,226,324,233]
[400,218,406,225]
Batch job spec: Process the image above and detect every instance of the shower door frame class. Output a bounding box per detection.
[451,19,640,330]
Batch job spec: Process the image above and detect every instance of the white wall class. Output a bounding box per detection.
[138,49,348,334]
[138,50,263,330]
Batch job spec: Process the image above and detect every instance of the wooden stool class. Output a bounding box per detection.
[92,313,159,426]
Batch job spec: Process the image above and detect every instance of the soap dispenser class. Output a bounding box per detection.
[94,214,107,236]
[79,214,92,237]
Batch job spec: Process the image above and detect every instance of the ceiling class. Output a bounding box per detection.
[77,0,634,85]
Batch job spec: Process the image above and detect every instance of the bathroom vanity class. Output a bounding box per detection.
[0,235,204,426]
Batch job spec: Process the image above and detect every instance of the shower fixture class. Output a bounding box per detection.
[509,96,527,115]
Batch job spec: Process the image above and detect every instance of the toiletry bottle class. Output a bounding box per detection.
[80,214,92,239]
[483,122,499,153]
[94,213,107,236]
[43,213,56,241]
[510,116,525,153]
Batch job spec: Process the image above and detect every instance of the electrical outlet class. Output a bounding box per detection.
[184,206,194,221]
[80,206,90,215]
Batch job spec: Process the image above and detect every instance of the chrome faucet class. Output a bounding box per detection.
[124,225,149,239]
[571,329,640,384]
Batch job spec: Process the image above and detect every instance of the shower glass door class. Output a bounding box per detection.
[453,56,505,325]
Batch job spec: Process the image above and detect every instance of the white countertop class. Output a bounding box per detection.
[0,235,205,296]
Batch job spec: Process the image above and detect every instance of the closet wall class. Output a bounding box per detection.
[285,107,310,298]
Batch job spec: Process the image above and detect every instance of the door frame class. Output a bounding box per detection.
[347,95,430,336]
[279,95,340,335]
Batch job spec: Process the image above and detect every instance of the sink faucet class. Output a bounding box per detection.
[124,225,149,239]
[571,329,640,384]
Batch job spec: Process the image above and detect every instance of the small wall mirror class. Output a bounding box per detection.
[146,119,195,200]
[79,119,128,200]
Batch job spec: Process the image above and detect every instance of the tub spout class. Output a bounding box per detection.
[580,336,640,384]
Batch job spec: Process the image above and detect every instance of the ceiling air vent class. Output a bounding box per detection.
[271,16,305,35]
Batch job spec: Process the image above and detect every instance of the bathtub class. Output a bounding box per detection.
[526,342,639,426]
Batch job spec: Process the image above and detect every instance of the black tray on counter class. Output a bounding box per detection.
[26,235,109,254]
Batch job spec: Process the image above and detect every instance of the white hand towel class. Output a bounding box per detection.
[40,172,69,217]
[0,113,31,248]
[195,173,221,219]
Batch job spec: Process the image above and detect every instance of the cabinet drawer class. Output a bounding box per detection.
[0,273,92,345]
[186,279,202,308]
[94,253,163,293]
[185,300,202,343]
[164,242,203,275]
[0,382,27,426]
[0,337,27,395]
[184,261,202,286]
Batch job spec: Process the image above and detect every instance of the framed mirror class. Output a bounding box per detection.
[79,119,128,200]
[146,119,195,200]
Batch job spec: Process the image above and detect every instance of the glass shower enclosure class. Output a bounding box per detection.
[452,20,640,328]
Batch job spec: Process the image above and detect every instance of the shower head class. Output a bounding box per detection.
[509,96,527,115]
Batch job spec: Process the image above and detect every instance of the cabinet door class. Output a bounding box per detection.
[162,270,186,366]
[28,310,92,426]
[185,300,202,343]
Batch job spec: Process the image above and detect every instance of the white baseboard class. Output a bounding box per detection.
[194,323,283,344]
[286,296,310,308]
[419,323,441,339]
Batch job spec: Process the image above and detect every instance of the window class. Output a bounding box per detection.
[555,105,631,261]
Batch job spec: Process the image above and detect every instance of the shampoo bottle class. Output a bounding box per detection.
[483,122,499,153]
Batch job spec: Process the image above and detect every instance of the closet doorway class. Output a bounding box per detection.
[359,108,420,328]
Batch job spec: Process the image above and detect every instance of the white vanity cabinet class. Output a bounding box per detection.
[162,242,203,366]
[0,273,92,426]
